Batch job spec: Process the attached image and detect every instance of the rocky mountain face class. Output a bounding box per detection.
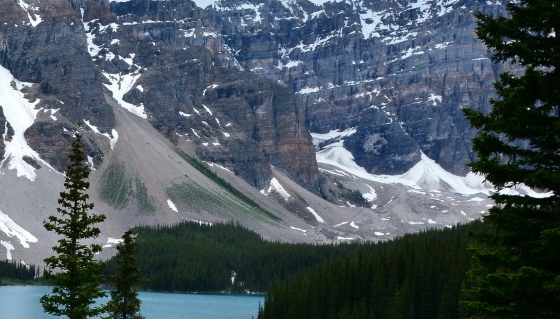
[0,0,509,185]
[0,0,319,191]
[207,0,509,175]
[0,0,516,263]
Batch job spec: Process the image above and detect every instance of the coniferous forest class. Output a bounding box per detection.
[102,220,482,319]
[0,260,38,283]
[257,222,481,319]
[106,221,378,292]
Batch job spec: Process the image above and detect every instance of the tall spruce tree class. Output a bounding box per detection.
[461,1,560,318]
[41,128,107,319]
[107,229,145,319]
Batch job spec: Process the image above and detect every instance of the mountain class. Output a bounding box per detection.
[0,0,533,264]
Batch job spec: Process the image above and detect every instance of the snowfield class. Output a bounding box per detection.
[0,208,38,252]
[312,130,550,198]
[0,65,56,181]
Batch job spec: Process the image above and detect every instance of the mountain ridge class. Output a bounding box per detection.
[0,0,516,264]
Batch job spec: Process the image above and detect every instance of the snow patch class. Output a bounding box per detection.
[83,20,102,56]
[0,66,57,180]
[262,178,292,201]
[107,237,124,245]
[205,162,234,174]
[408,221,425,225]
[338,236,354,240]
[104,237,124,248]
[278,60,303,69]
[427,94,442,106]
[191,129,201,138]
[202,104,213,115]
[46,108,59,121]
[434,42,452,49]
[16,0,42,27]
[290,226,307,233]
[296,86,321,94]
[83,120,119,150]
[350,221,359,229]
[359,9,387,39]
[316,142,492,196]
[103,71,147,119]
[0,208,38,249]
[363,184,377,203]
[167,199,178,213]
[306,207,325,223]
[0,241,14,260]
[87,156,95,170]
[202,84,218,96]
[311,127,357,146]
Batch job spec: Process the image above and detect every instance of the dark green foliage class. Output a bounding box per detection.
[41,129,108,319]
[105,221,376,293]
[348,189,369,207]
[336,182,369,207]
[460,1,560,318]
[0,260,38,283]
[107,230,145,319]
[258,223,481,319]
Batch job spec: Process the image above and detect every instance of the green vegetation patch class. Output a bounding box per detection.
[135,178,156,215]
[166,180,274,223]
[173,149,279,222]
[100,162,131,209]
[99,163,156,214]
[166,182,227,214]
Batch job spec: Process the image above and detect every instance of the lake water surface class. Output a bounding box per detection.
[0,286,263,319]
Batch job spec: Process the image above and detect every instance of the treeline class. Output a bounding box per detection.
[258,222,483,319]
[106,221,380,292]
[0,260,39,283]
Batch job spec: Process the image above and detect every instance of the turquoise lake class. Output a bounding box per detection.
[0,286,263,319]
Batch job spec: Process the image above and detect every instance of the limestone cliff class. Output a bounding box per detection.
[0,0,320,191]
[206,0,511,175]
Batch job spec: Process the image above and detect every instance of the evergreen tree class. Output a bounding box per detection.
[107,229,145,319]
[41,128,107,319]
[461,1,560,318]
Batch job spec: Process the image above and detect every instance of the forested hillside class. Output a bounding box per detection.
[258,222,482,319]
[106,222,378,292]
[106,220,480,311]
[0,260,38,283]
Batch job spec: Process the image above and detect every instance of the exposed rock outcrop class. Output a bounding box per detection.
[83,0,321,191]
[0,0,321,192]
[207,0,511,175]
[0,107,11,161]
